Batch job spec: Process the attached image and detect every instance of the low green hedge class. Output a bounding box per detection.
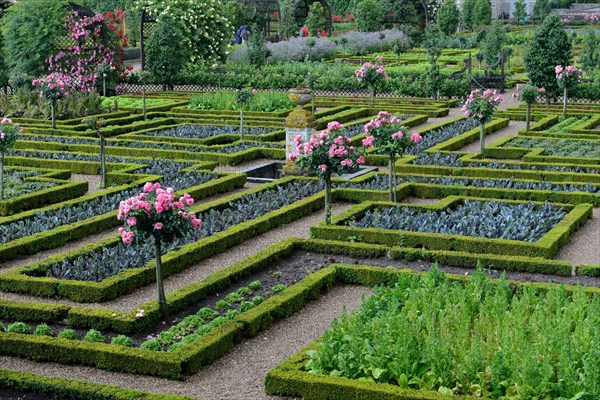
[0,171,236,263]
[0,369,200,400]
[310,197,593,259]
[0,178,88,216]
[0,238,593,378]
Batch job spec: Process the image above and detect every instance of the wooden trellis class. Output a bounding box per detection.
[239,0,280,37]
[139,8,157,70]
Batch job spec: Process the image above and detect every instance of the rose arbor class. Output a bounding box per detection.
[462,89,503,155]
[0,118,22,200]
[556,65,584,119]
[289,122,367,225]
[355,57,388,108]
[362,111,422,202]
[118,183,202,319]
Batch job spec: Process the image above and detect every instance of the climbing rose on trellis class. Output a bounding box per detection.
[289,121,368,225]
[46,11,125,93]
[362,111,422,202]
[118,183,202,319]
[462,89,503,154]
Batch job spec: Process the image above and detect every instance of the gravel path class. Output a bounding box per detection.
[0,203,353,311]
[555,207,600,265]
[72,174,103,195]
[460,120,526,153]
[0,285,372,400]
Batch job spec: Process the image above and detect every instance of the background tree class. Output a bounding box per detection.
[145,22,187,91]
[1,0,70,77]
[436,0,459,36]
[533,0,551,20]
[512,0,527,23]
[525,15,571,100]
[0,33,8,91]
[480,22,506,67]
[472,0,492,28]
[355,0,382,32]
[580,30,599,70]
[306,2,328,36]
[461,0,476,31]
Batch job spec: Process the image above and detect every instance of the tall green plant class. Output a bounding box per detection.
[82,117,108,189]
[0,118,20,200]
[145,21,187,91]
[512,0,527,23]
[525,15,571,100]
[306,2,327,36]
[278,0,298,40]
[580,30,600,70]
[480,22,506,67]
[1,0,70,77]
[533,0,551,20]
[461,0,476,31]
[436,0,459,36]
[472,0,492,28]
[355,0,382,32]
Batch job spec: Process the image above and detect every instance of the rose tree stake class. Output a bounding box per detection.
[362,111,422,202]
[118,183,202,320]
[289,121,368,225]
[462,89,503,155]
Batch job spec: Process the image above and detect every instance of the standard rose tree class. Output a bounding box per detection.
[556,65,584,118]
[362,111,422,202]
[118,183,202,319]
[289,121,367,225]
[32,73,71,129]
[0,118,23,200]
[512,84,545,132]
[462,89,503,155]
[355,56,388,108]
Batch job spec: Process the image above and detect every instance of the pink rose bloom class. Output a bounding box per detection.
[143,182,154,192]
[327,121,343,131]
[356,155,365,165]
[362,136,374,147]
[154,223,163,230]
[391,131,403,140]
[410,132,422,143]
[318,164,327,172]
[126,217,137,226]
[153,182,161,189]
[191,218,202,229]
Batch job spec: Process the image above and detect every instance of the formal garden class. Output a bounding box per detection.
[0,0,598,399]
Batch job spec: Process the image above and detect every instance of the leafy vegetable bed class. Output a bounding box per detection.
[143,125,273,139]
[0,161,217,244]
[348,200,566,242]
[44,180,322,281]
[306,267,600,399]
[413,153,599,174]
[345,174,600,193]
[504,137,600,159]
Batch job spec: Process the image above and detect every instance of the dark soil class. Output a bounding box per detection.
[2,250,598,351]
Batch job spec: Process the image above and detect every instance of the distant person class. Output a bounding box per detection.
[236,25,251,45]
[300,25,309,37]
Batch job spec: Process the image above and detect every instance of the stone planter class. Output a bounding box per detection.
[288,88,314,108]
